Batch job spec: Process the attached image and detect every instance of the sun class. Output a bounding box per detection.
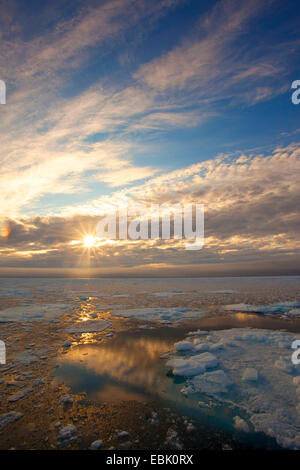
[83,235,96,248]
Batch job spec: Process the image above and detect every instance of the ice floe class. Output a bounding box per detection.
[0,412,23,430]
[59,394,73,405]
[112,294,130,298]
[63,320,111,334]
[167,352,218,376]
[242,368,258,382]
[149,291,184,298]
[58,424,77,442]
[174,340,195,352]
[15,354,39,366]
[233,416,249,433]
[0,289,29,298]
[8,387,33,402]
[185,369,232,395]
[210,290,236,294]
[0,303,71,322]
[90,440,102,450]
[111,307,207,323]
[223,301,300,317]
[165,327,300,449]
[164,428,183,450]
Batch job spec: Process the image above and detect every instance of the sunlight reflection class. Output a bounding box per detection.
[58,333,174,400]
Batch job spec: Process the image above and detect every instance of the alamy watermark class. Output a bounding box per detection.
[0,340,6,365]
[96,203,204,250]
[0,80,6,104]
[291,340,300,365]
[291,80,300,104]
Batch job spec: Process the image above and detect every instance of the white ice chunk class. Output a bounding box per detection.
[174,340,194,352]
[194,342,212,352]
[289,309,300,317]
[190,369,232,394]
[274,357,294,374]
[242,368,259,383]
[187,330,208,336]
[167,352,218,376]
[58,424,77,441]
[234,416,250,433]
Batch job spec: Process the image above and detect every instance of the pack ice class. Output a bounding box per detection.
[165,327,300,449]
[111,307,206,323]
[223,301,300,317]
[0,303,71,322]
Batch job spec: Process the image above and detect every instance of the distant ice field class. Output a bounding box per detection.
[0,276,299,322]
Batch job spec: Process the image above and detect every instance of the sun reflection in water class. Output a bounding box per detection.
[235,313,250,321]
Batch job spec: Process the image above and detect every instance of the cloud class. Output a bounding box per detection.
[1,143,299,271]
[0,0,299,274]
[0,0,181,83]
[0,1,186,216]
[133,0,296,105]
[1,0,298,220]
[95,166,158,187]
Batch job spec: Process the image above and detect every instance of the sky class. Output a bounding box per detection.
[0,0,300,276]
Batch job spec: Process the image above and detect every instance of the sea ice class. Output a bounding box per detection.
[182,369,232,395]
[174,340,195,352]
[0,412,23,430]
[59,394,73,405]
[0,289,28,298]
[223,301,300,317]
[289,309,300,317]
[210,290,236,294]
[8,388,33,402]
[187,330,208,336]
[164,327,300,449]
[90,440,102,450]
[166,352,218,376]
[15,354,38,365]
[58,424,77,441]
[63,320,111,334]
[111,307,207,323]
[0,303,71,322]
[149,291,184,298]
[164,428,183,450]
[234,416,250,433]
[242,368,258,382]
[274,357,294,373]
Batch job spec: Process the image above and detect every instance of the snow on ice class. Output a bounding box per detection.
[165,327,300,449]
[0,303,71,322]
[223,301,300,317]
[111,307,207,323]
